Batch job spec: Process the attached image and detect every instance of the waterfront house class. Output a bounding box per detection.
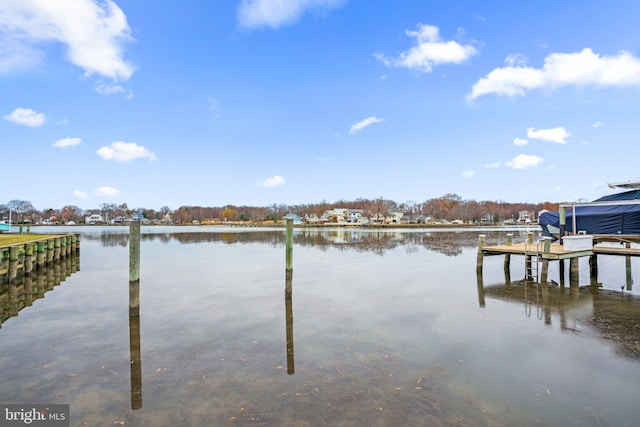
[85,214,104,224]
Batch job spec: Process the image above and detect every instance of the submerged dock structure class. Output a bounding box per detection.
[477,232,640,285]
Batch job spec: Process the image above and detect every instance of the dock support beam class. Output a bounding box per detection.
[570,258,579,286]
[540,237,551,283]
[503,234,512,282]
[589,254,598,286]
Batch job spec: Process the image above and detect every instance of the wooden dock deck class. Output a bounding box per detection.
[481,242,640,259]
[480,242,594,260]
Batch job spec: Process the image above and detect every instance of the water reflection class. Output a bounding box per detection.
[0,253,80,327]
[129,286,142,410]
[285,270,294,375]
[5,226,638,426]
[81,227,535,257]
[478,279,640,360]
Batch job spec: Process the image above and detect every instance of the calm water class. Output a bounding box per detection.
[1,226,640,426]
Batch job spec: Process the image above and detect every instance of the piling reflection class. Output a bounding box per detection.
[129,302,142,410]
[477,278,640,360]
[285,269,294,375]
[0,252,80,327]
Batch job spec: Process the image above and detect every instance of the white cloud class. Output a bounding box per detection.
[592,120,605,128]
[93,186,121,197]
[259,175,286,187]
[485,161,501,169]
[72,190,87,199]
[0,0,135,80]
[504,53,528,67]
[349,116,383,134]
[237,0,346,30]
[94,81,133,98]
[97,141,158,162]
[468,48,640,100]
[506,154,543,169]
[513,137,529,146]
[527,127,571,144]
[4,107,46,127]
[53,137,81,148]
[375,24,477,73]
[462,170,475,177]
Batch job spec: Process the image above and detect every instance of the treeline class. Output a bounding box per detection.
[1,194,560,224]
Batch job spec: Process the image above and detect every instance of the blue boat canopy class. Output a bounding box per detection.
[539,189,640,235]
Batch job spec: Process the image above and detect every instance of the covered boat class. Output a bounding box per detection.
[539,183,640,238]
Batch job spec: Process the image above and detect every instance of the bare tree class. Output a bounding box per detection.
[7,199,35,223]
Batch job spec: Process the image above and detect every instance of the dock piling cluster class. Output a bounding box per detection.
[1,234,80,283]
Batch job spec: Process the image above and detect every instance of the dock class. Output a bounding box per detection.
[476,232,640,285]
[1,234,80,283]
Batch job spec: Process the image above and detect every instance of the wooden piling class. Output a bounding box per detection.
[129,221,141,284]
[46,238,54,263]
[569,258,579,286]
[540,237,551,283]
[476,235,486,275]
[36,241,46,269]
[24,242,34,275]
[129,221,141,317]
[54,237,61,260]
[285,218,293,271]
[128,220,142,409]
[8,246,18,282]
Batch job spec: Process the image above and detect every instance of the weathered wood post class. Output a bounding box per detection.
[36,241,46,270]
[54,237,61,261]
[128,219,142,410]
[61,235,68,257]
[569,258,580,287]
[129,220,141,311]
[540,237,551,283]
[284,218,294,374]
[285,218,293,272]
[476,235,486,275]
[24,243,34,275]
[559,206,566,238]
[46,238,54,263]
[8,246,19,282]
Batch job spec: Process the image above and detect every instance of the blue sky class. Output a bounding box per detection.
[2,0,640,211]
